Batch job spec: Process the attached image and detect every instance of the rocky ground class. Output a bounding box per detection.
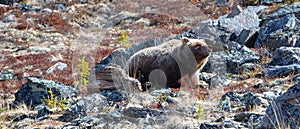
[1,0,300,128]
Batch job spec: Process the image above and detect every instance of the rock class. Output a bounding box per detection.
[0,0,16,5]
[92,64,141,93]
[265,47,300,77]
[255,14,300,50]
[104,11,138,27]
[233,112,263,127]
[203,42,259,76]
[216,0,229,6]
[246,6,269,16]
[269,47,300,66]
[36,105,52,119]
[100,90,128,106]
[0,69,15,81]
[260,82,300,129]
[123,107,162,118]
[59,93,108,122]
[28,46,51,52]
[224,120,239,128]
[218,95,232,111]
[218,91,242,111]
[199,122,223,129]
[260,0,284,4]
[46,62,67,74]
[13,77,80,108]
[15,3,41,12]
[263,2,300,21]
[227,4,243,18]
[242,92,263,111]
[193,5,260,45]
[266,64,300,77]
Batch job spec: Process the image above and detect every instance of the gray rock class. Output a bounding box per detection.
[13,77,79,108]
[104,11,138,27]
[0,0,16,5]
[270,47,300,66]
[59,93,108,122]
[123,107,162,118]
[0,69,15,81]
[234,112,263,127]
[263,2,300,22]
[199,122,223,129]
[266,64,300,77]
[92,64,142,93]
[260,82,300,129]
[204,42,259,74]
[217,0,229,6]
[260,0,284,4]
[100,90,128,106]
[242,92,263,111]
[193,5,260,45]
[224,120,239,128]
[227,4,243,18]
[255,14,300,50]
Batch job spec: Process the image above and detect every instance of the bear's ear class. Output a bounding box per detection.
[181,37,190,44]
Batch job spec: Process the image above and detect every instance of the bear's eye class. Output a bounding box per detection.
[195,46,200,50]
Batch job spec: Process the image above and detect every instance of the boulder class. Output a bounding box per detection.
[263,2,300,22]
[13,77,80,108]
[269,47,300,66]
[193,5,260,45]
[260,82,300,129]
[266,64,300,77]
[59,93,108,122]
[266,47,300,77]
[255,14,300,50]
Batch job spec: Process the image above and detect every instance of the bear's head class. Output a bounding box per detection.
[182,37,212,63]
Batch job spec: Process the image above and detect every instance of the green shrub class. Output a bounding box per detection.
[76,55,91,87]
[42,87,70,112]
[195,105,206,119]
[118,30,130,48]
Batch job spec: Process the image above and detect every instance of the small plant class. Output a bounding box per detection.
[118,30,130,48]
[156,93,169,108]
[195,104,206,119]
[76,55,91,88]
[42,87,70,112]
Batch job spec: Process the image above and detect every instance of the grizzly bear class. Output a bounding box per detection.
[124,37,226,91]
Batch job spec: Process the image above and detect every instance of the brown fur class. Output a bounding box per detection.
[125,37,212,91]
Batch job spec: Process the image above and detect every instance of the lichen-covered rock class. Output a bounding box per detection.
[255,14,300,50]
[260,82,300,129]
[13,77,80,108]
[59,93,108,122]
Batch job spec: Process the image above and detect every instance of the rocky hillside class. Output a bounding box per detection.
[1,0,300,128]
